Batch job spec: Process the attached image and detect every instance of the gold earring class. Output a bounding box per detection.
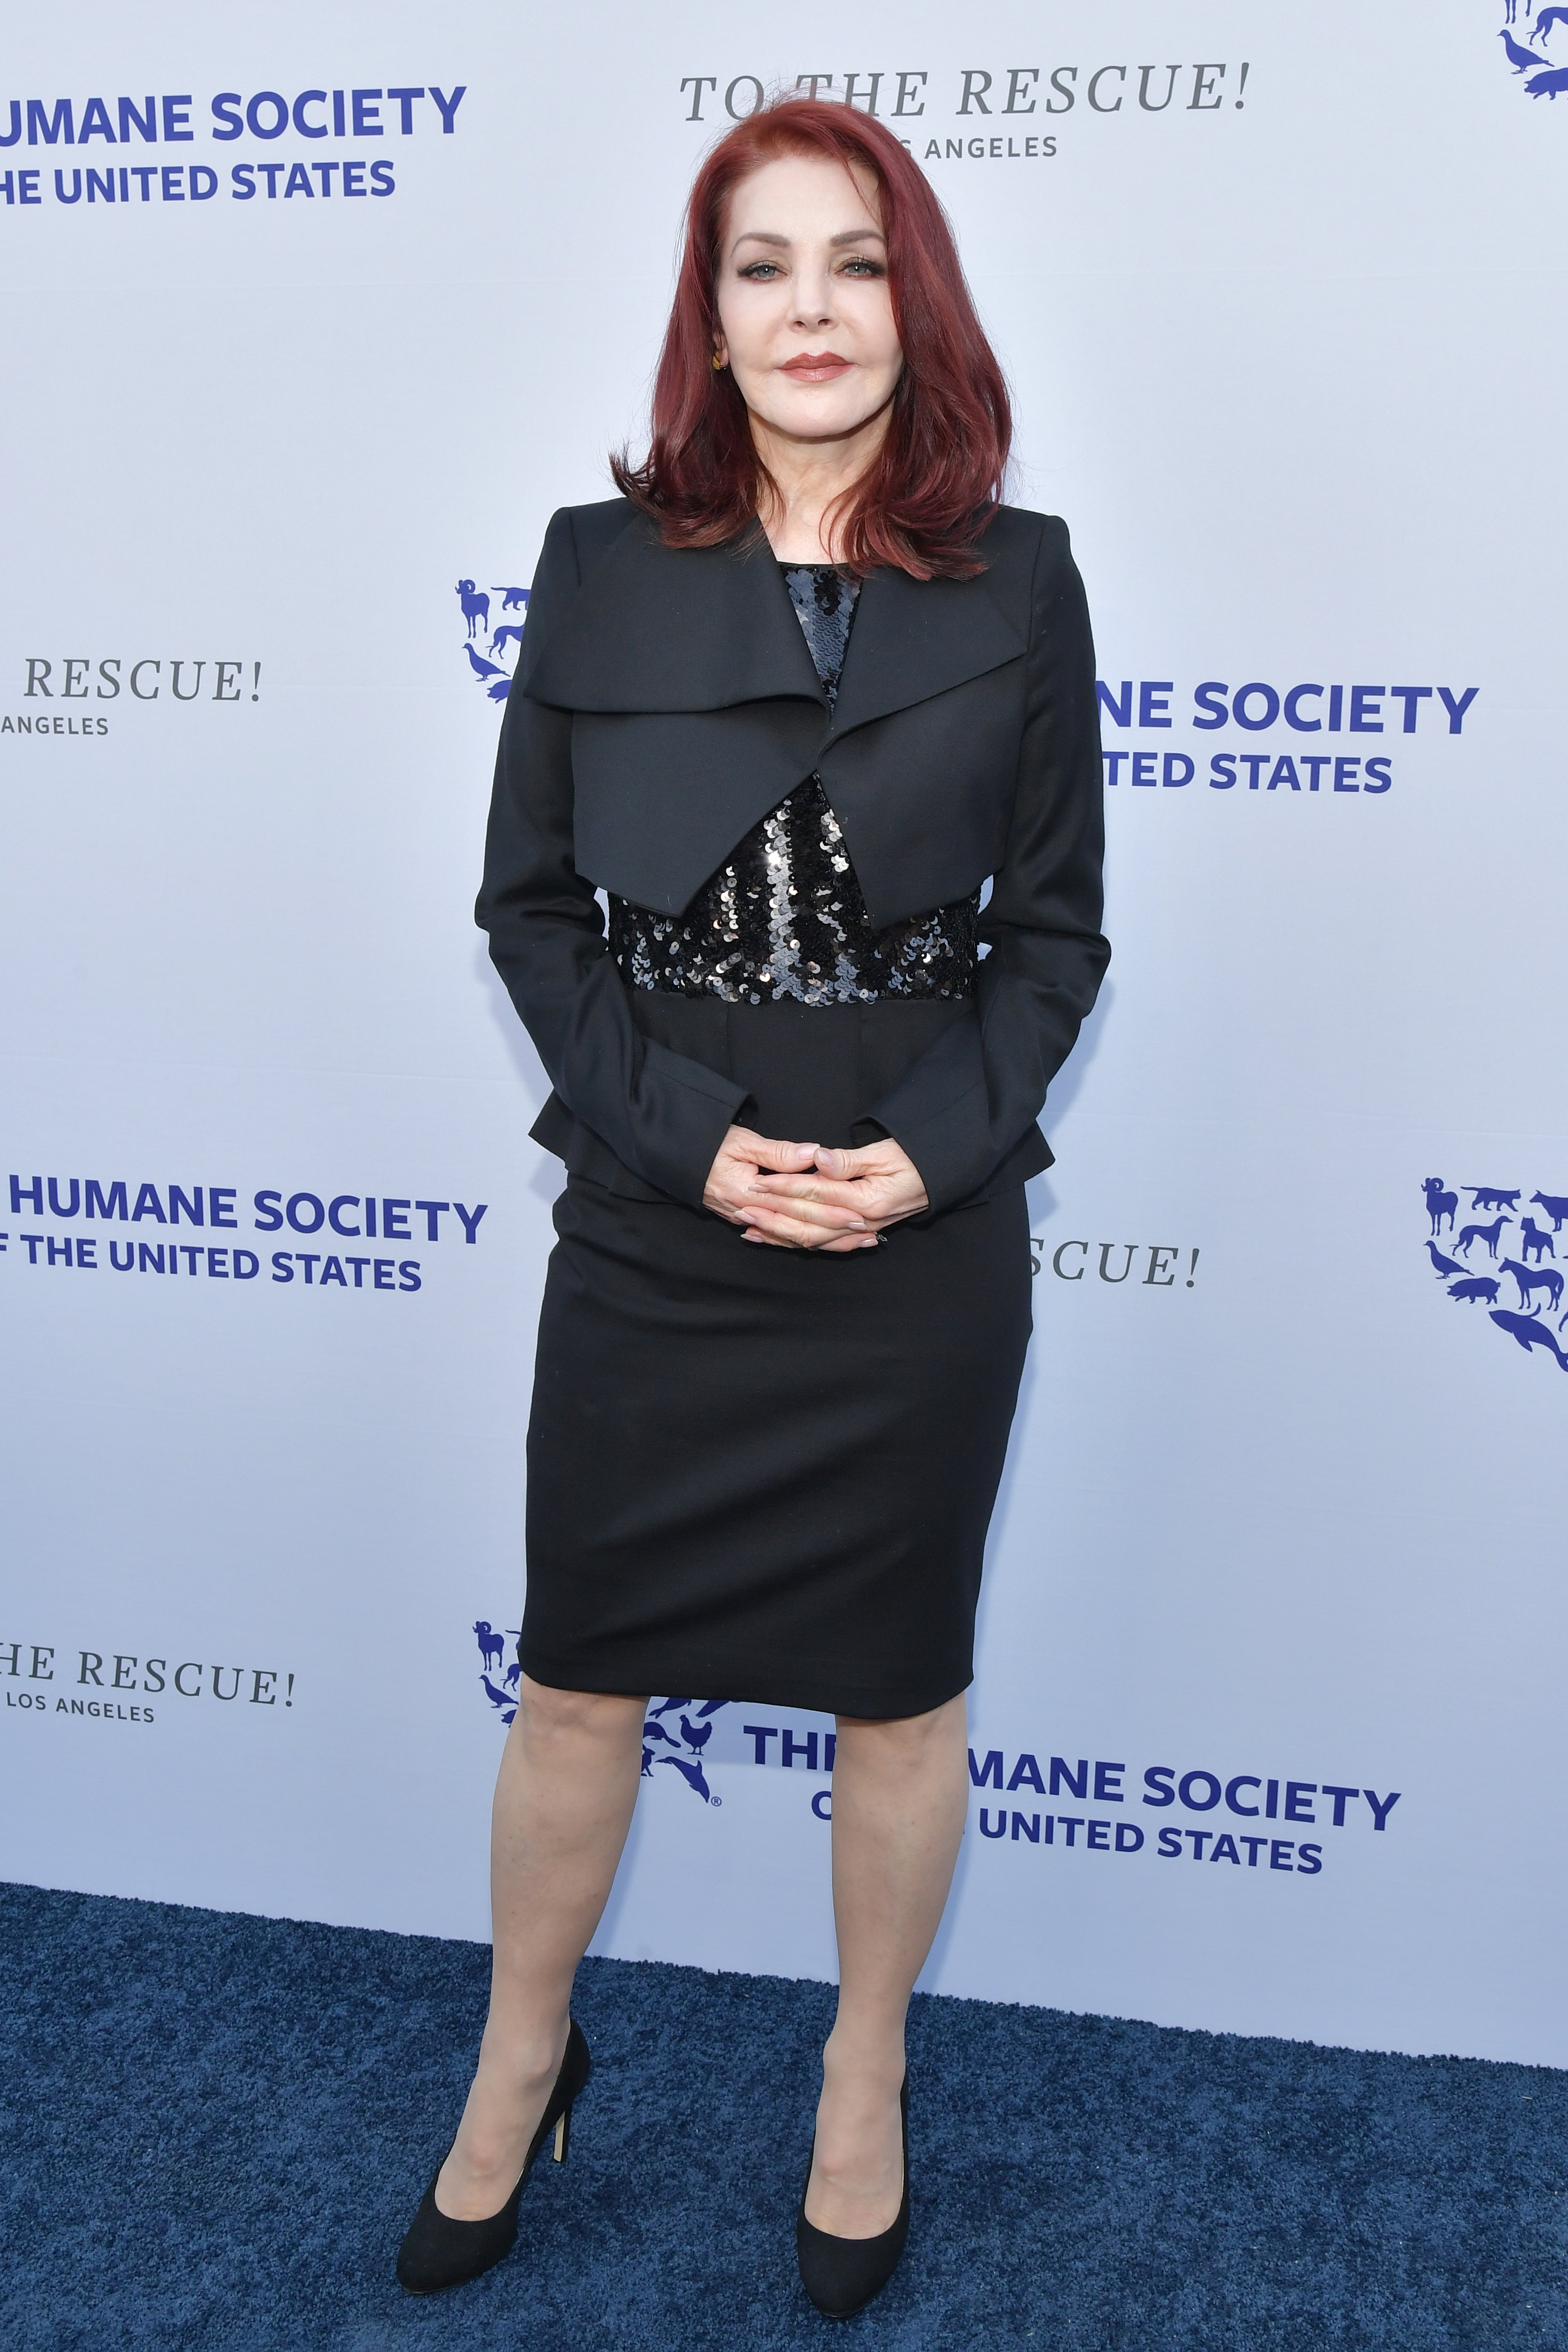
[712,350,725,372]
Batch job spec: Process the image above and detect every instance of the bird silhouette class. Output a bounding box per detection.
[679,1715,713,1751]
[480,1674,518,1722]
[1425,1240,1464,1279]
[1500,26,1547,70]
[465,643,507,683]
[1489,1308,1568,1370]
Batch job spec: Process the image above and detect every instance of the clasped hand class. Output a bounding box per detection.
[703,1126,929,1252]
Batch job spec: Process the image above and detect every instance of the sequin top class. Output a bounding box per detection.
[608,564,980,1006]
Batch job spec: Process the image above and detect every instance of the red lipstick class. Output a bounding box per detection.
[780,352,854,381]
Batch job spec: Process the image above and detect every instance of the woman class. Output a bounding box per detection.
[398,97,1107,2318]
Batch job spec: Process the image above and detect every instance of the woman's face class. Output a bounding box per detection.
[713,153,904,447]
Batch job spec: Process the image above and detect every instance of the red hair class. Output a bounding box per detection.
[612,99,1012,580]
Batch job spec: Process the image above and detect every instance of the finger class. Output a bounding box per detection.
[745,1189,867,1232]
[755,1174,877,1213]
[741,1205,859,1250]
[748,1173,870,1216]
[748,1135,820,1170]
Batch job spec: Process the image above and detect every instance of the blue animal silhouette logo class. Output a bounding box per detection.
[1423,1176,1568,1383]
[454,578,531,704]
[473,1619,523,1723]
[640,1697,731,1804]
[1493,0,1568,93]
[470,1623,729,1801]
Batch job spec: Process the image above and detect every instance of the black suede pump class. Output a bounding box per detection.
[396,2020,591,2295]
[796,2077,910,2320]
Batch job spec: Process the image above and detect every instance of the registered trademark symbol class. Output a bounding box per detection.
[709,1795,722,1807]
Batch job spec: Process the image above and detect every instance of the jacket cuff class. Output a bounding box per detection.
[625,1041,748,1207]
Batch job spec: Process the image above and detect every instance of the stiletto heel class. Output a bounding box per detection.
[396,2019,591,2295]
[796,2075,910,2320]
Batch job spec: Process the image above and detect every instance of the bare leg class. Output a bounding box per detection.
[434,1675,647,2219]
[804,1694,969,2236]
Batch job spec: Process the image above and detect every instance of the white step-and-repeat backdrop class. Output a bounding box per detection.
[3,2,1564,2067]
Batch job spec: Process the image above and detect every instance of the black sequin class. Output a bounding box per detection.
[610,564,980,1006]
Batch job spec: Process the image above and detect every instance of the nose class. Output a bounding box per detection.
[791,261,837,330]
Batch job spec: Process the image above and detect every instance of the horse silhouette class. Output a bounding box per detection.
[1467,1187,1519,1212]
[1527,62,1568,90]
[1501,26,1548,69]
[1490,1309,1568,1370]
[1530,1190,1568,1232]
[1501,1258,1564,1313]
[1423,1178,1458,1235]
[1520,1219,1557,1265]
[473,1619,505,1673]
[1537,4,1568,41]
[492,585,530,611]
[489,625,525,654]
[1448,1275,1501,1305]
[1426,1240,1465,1279]
[1457,1215,1509,1260]
[456,580,490,638]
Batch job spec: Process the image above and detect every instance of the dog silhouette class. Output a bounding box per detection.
[1423,1178,1458,1235]
[1426,1240,1465,1279]
[1520,1219,1557,1265]
[1457,1215,1509,1260]
[1448,1275,1501,1305]
[456,580,491,638]
[1527,62,1568,90]
[473,1619,505,1673]
[492,585,530,611]
[1467,1187,1519,1212]
[1502,25,1548,69]
[1530,1190,1568,1232]
[489,625,525,655]
[1490,1309,1568,1370]
[1537,4,1568,40]
[1501,1257,1564,1314]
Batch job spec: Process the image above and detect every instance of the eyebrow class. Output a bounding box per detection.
[731,227,887,250]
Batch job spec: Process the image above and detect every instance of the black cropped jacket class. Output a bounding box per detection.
[475,496,1109,1215]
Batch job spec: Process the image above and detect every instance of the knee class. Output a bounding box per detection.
[515,1676,645,1748]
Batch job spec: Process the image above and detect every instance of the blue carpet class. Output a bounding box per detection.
[2,1883,1565,2350]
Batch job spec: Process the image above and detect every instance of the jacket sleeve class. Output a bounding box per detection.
[474,508,749,1204]
[866,517,1110,1212]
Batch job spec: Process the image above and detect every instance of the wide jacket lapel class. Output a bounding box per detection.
[827,563,1026,741]
[525,516,826,715]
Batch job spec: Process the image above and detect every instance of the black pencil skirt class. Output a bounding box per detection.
[519,1171,1033,1720]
